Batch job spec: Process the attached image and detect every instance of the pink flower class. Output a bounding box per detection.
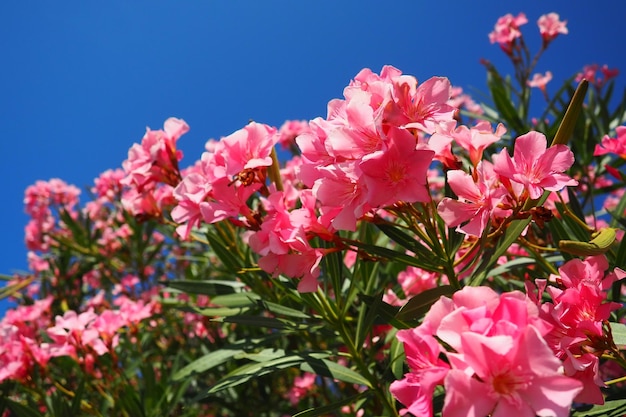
[489,13,528,54]
[392,287,583,416]
[221,122,278,177]
[390,329,450,417]
[594,126,626,159]
[493,131,578,200]
[438,162,507,237]
[576,64,620,89]
[286,372,317,405]
[121,117,188,190]
[449,120,506,167]
[359,126,434,207]
[527,71,553,92]
[537,13,568,43]
[528,256,622,404]
[385,76,456,134]
[443,326,582,417]
[311,162,370,231]
[276,120,311,149]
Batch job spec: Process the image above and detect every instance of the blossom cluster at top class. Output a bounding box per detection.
[112,62,582,293]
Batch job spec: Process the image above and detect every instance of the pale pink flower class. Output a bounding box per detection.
[576,64,620,89]
[450,120,506,167]
[493,131,578,200]
[489,13,528,54]
[527,71,553,92]
[537,13,568,43]
[276,120,311,149]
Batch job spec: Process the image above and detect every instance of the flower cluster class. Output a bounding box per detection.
[438,130,577,237]
[391,286,583,417]
[527,256,623,404]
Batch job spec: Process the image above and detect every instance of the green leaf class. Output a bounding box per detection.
[388,334,406,380]
[551,79,589,146]
[207,352,329,394]
[468,216,532,286]
[191,306,250,317]
[486,68,525,134]
[292,392,370,417]
[258,300,312,319]
[487,255,563,278]
[173,348,243,381]
[220,315,298,330]
[205,229,244,270]
[210,292,261,307]
[610,322,626,348]
[163,280,244,296]
[348,240,441,273]
[4,399,44,417]
[375,223,439,261]
[396,285,455,322]
[571,399,626,417]
[300,358,372,387]
[118,383,146,417]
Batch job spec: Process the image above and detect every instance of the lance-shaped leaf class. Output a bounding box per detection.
[395,285,454,322]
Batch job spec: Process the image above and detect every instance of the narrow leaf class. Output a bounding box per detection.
[292,393,370,417]
[300,358,372,387]
[396,285,455,321]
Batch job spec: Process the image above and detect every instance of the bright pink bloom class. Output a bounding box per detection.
[438,162,507,237]
[171,172,212,239]
[489,13,528,54]
[537,13,568,43]
[245,192,326,292]
[121,117,188,190]
[221,122,278,177]
[385,76,456,134]
[443,327,582,417]
[359,127,434,207]
[528,256,622,404]
[286,372,317,405]
[199,176,260,225]
[397,267,441,298]
[311,162,370,231]
[390,330,450,417]
[493,131,577,200]
[594,126,626,159]
[392,286,582,416]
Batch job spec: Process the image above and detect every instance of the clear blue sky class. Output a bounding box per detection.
[1,2,625,300]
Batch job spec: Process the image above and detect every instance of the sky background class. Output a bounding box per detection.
[1,1,626,309]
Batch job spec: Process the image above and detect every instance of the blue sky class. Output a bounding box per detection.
[1,2,625,304]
